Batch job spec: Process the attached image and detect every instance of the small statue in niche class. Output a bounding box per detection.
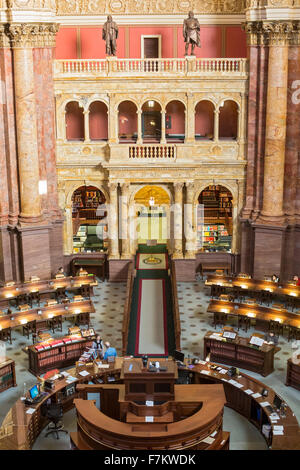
[102,15,119,56]
[183,11,201,56]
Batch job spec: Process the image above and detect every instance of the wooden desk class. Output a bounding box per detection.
[71,258,106,281]
[0,358,298,450]
[0,300,95,338]
[0,358,16,393]
[205,275,300,307]
[121,358,178,402]
[199,263,230,279]
[0,275,98,307]
[207,299,300,332]
[286,358,300,391]
[204,331,275,377]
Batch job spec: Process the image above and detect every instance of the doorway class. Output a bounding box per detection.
[142,36,161,59]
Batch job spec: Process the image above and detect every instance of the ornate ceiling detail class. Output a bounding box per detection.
[56,0,247,16]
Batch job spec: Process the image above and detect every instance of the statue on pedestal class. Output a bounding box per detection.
[102,15,119,56]
[183,11,201,56]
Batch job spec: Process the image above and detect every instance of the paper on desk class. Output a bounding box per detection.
[145,416,154,423]
[245,389,254,395]
[202,436,215,445]
[98,364,109,369]
[210,430,217,437]
[79,370,90,377]
[260,401,271,407]
[252,393,262,399]
[61,371,69,377]
[200,370,210,375]
[273,430,284,435]
[273,425,284,431]
[146,401,154,407]
[26,408,36,415]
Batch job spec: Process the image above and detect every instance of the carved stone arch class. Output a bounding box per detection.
[65,181,109,207]
[193,180,238,207]
[115,98,140,113]
[194,98,217,110]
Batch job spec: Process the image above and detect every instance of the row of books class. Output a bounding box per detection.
[34,336,83,352]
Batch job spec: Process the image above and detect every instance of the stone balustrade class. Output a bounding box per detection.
[54,57,248,79]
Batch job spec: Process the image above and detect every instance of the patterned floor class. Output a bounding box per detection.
[0,277,299,450]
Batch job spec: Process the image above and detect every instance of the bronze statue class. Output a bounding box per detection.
[183,11,201,56]
[102,15,119,56]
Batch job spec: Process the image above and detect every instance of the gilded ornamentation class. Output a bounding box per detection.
[4,0,56,9]
[56,0,246,15]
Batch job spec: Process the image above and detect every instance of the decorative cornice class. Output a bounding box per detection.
[5,23,59,47]
[244,19,300,45]
[56,0,246,16]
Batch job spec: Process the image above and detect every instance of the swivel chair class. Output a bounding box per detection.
[44,403,68,440]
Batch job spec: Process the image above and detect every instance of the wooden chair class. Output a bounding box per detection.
[288,326,300,343]
[75,312,90,328]
[17,294,29,307]
[0,327,12,344]
[237,315,251,333]
[213,312,227,329]
[55,288,66,303]
[268,320,284,338]
[28,291,40,308]
[80,285,91,298]
[22,320,37,339]
[48,315,63,334]
[259,290,272,306]
[211,285,226,298]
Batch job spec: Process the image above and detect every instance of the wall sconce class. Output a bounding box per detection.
[148,100,155,108]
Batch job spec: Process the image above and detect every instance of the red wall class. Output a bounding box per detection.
[166,101,185,134]
[219,100,238,138]
[89,102,108,140]
[195,101,214,137]
[66,102,84,140]
[55,25,247,59]
[119,101,137,135]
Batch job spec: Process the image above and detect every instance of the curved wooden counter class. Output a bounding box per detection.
[73,384,226,450]
[0,358,299,450]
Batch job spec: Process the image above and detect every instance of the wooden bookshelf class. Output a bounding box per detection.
[0,358,16,393]
[204,331,275,377]
[28,337,94,376]
[286,358,300,391]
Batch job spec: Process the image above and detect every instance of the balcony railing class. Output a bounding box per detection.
[54,57,248,78]
[129,144,176,160]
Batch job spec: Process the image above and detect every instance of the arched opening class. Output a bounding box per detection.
[72,186,108,253]
[166,101,186,143]
[65,101,84,141]
[219,100,238,140]
[118,101,138,143]
[197,185,233,252]
[142,101,162,143]
[195,101,214,141]
[134,186,170,246]
[89,101,108,141]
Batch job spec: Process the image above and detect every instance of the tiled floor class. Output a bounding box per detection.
[0,278,299,450]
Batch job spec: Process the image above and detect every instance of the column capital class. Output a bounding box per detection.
[5,23,59,48]
[243,20,300,46]
[174,182,184,192]
[0,25,10,47]
[108,182,118,192]
[120,182,130,194]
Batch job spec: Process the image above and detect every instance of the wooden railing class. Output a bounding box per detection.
[129,145,176,159]
[54,57,248,78]
[122,261,134,356]
[170,260,181,352]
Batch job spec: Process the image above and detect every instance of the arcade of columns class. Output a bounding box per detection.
[0,3,300,282]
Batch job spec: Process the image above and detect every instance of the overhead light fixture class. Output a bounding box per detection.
[148,100,155,108]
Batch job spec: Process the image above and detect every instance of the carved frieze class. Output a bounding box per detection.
[56,0,246,16]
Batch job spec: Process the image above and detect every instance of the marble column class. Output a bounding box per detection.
[120,183,130,259]
[161,109,166,144]
[173,182,183,259]
[284,30,300,221]
[108,182,120,259]
[84,110,90,142]
[137,110,143,144]
[9,26,42,222]
[185,182,196,259]
[108,94,118,144]
[259,23,290,223]
[185,93,195,144]
[213,109,219,142]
